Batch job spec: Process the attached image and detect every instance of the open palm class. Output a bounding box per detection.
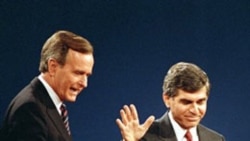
[116,104,155,141]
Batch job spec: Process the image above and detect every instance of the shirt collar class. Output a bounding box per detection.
[38,74,63,114]
[168,111,198,141]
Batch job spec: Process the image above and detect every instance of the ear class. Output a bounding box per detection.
[162,92,170,108]
[47,58,58,76]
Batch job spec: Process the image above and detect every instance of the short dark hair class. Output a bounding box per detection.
[162,62,210,97]
[39,30,93,72]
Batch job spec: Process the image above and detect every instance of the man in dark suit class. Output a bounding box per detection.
[116,62,225,141]
[0,30,94,141]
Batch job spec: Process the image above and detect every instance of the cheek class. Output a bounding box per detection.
[56,77,71,93]
[199,104,207,115]
[60,73,75,84]
[172,103,186,114]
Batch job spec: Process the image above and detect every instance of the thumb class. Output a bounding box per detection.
[142,115,155,130]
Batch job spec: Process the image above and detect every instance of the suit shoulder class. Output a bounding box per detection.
[198,124,225,140]
[5,79,48,120]
[147,120,160,133]
[10,77,48,108]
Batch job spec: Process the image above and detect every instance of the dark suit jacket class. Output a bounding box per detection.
[141,112,225,141]
[1,77,72,141]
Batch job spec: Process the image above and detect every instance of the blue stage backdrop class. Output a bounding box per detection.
[1,1,250,141]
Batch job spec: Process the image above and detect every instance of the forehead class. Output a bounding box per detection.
[65,49,94,69]
[175,86,208,100]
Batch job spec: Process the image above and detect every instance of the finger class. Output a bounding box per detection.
[124,105,132,121]
[142,115,155,130]
[130,104,138,120]
[116,118,125,130]
[116,119,128,140]
[120,109,128,125]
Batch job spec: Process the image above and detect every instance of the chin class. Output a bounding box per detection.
[67,97,77,102]
[182,121,199,129]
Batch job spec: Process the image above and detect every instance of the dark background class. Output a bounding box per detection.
[1,0,250,140]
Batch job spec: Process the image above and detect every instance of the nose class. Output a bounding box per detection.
[79,75,88,88]
[189,103,199,114]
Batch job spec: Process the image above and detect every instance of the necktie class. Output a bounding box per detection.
[60,103,71,135]
[185,130,192,141]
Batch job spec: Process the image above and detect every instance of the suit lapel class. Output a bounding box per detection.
[47,107,72,140]
[155,112,178,141]
[197,125,211,141]
[31,77,72,141]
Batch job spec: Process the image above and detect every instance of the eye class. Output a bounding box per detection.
[197,99,207,105]
[180,99,192,105]
[74,71,92,78]
[74,71,84,75]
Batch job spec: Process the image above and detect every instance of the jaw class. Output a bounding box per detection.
[180,120,201,129]
[65,90,79,102]
[175,115,202,129]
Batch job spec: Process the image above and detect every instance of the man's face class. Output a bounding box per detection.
[163,86,208,129]
[51,49,94,102]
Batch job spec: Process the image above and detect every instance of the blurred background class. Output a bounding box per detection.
[1,0,250,140]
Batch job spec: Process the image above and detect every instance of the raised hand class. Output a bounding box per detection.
[116,104,155,141]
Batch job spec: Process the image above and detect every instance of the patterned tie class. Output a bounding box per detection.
[60,103,71,135]
[185,130,192,141]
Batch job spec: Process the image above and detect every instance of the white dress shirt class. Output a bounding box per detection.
[168,111,199,141]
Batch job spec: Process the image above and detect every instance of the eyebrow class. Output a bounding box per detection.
[179,97,207,103]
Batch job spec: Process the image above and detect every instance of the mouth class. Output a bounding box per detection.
[70,87,80,95]
[185,116,200,122]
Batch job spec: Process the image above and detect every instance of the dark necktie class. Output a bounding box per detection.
[185,130,192,141]
[60,103,71,135]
